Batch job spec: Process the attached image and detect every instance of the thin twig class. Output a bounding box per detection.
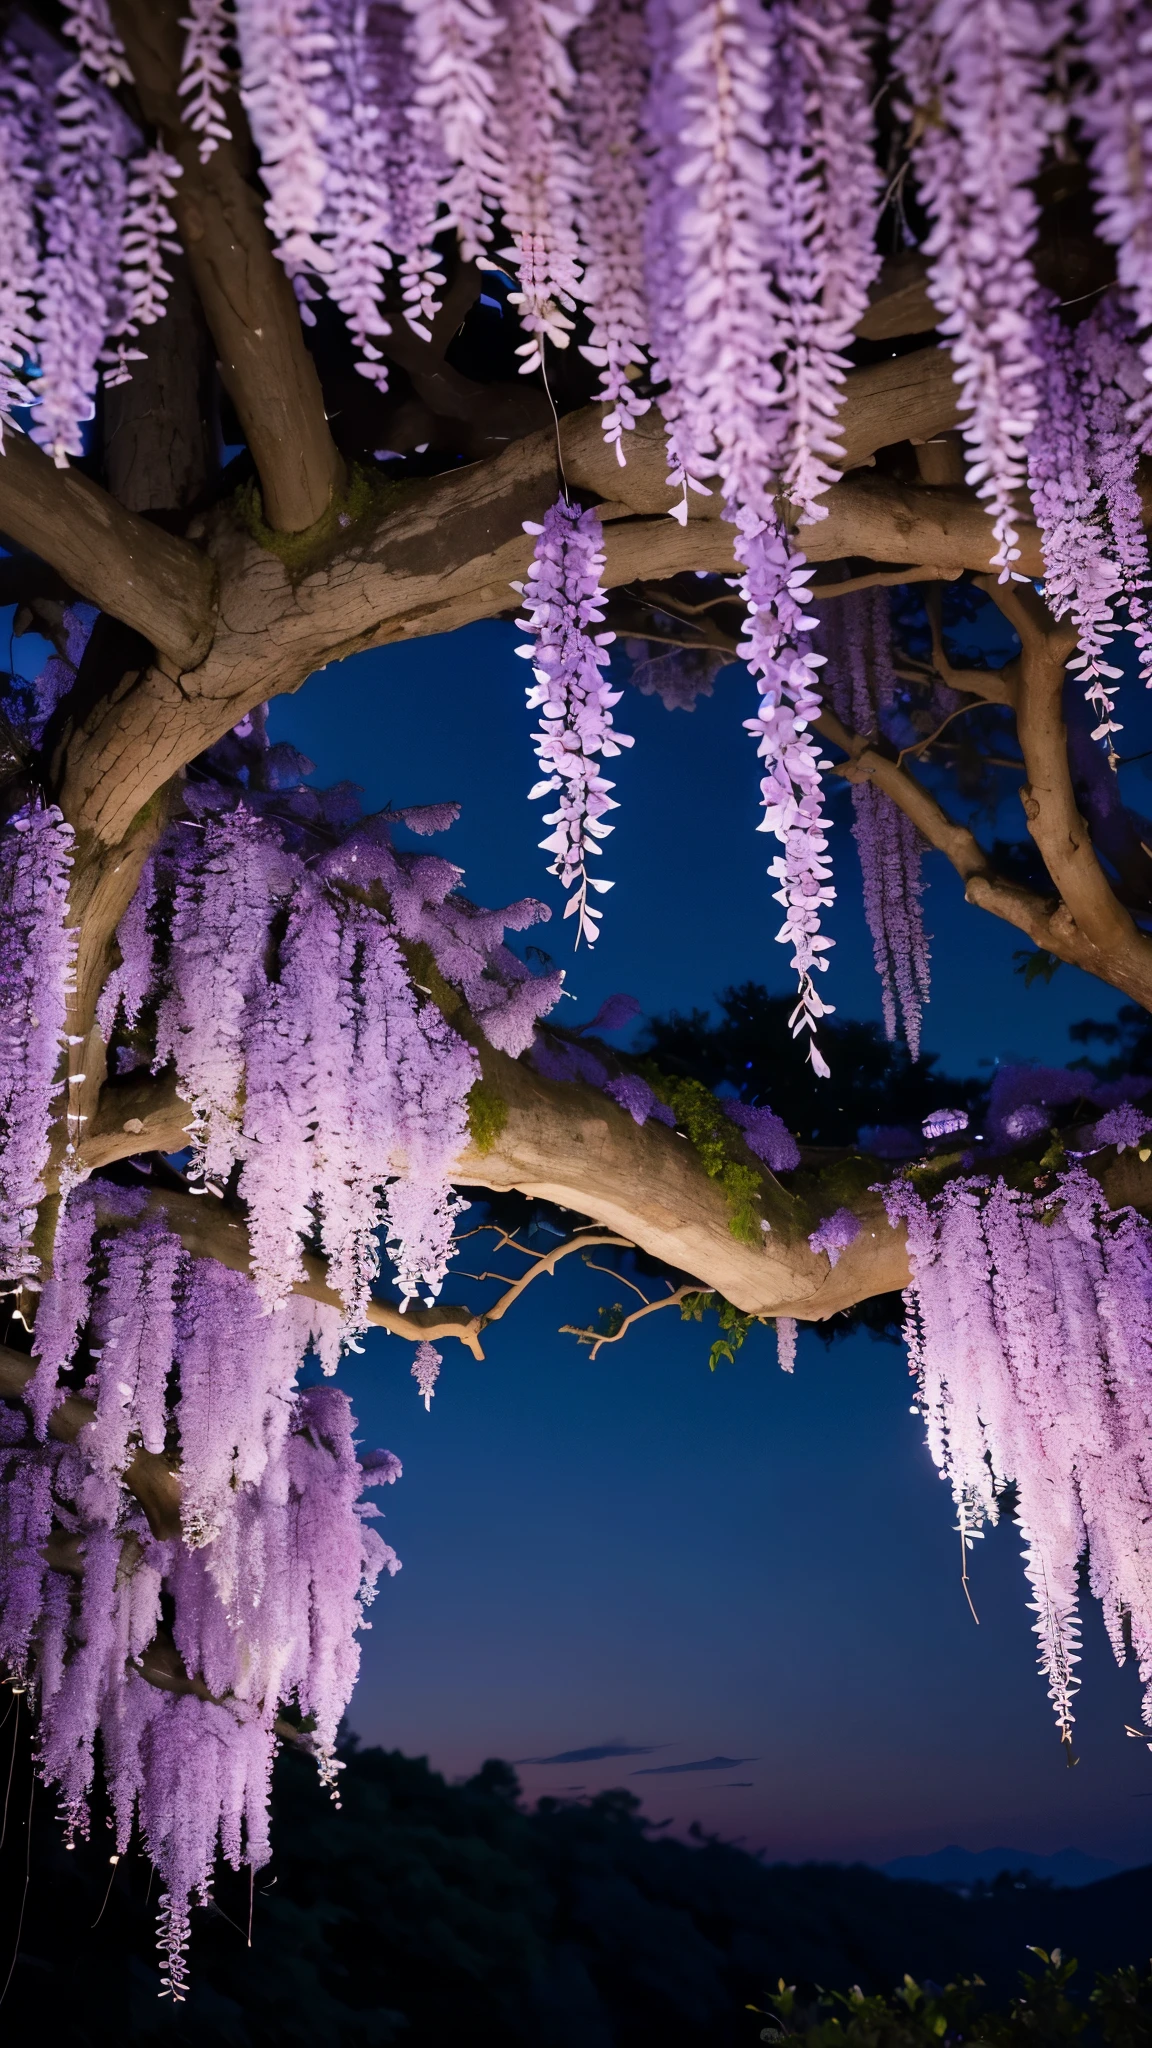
[580,1257,650,1303]
[959,1515,980,1627]
[0,1691,18,1857]
[896,698,991,765]
[561,1284,699,1360]
[91,1854,122,1929]
[478,1232,635,1332]
[0,1771,33,2013]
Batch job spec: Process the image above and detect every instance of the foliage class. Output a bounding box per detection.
[6,1734,1152,2048]
[1015,948,1063,988]
[641,1068,766,1244]
[466,1080,509,1154]
[680,1290,769,1371]
[641,986,983,1149]
[234,467,407,578]
[755,1949,1152,2046]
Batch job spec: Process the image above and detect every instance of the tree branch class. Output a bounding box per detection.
[0,430,215,669]
[818,703,1152,1005]
[974,577,1152,990]
[108,0,344,533]
[561,1283,701,1360]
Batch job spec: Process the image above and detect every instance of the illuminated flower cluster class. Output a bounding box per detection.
[516,497,632,946]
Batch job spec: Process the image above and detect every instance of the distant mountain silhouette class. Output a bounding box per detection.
[882,1844,1122,1889]
[5,1740,1152,2045]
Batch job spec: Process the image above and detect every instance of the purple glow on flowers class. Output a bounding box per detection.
[1086,1102,1152,1154]
[0,804,76,1286]
[886,1165,1152,1750]
[723,1099,801,1173]
[411,1340,441,1408]
[179,0,233,163]
[776,1315,797,1373]
[2,1188,394,1995]
[891,0,1062,577]
[516,497,633,946]
[807,1207,859,1267]
[572,0,650,460]
[821,589,930,1057]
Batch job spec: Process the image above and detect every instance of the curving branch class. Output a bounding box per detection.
[107,0,344,533]
[0,431,216,669]
[978,576,1152,992]
[561,1282,702,1360]
[817,703,1152,1008]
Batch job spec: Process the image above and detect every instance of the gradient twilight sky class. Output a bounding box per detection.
[270,619,1152,1869]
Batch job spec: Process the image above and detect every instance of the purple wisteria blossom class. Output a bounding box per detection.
[1086,1103,1152,1154]
[516,497,633,946]
[776,1316,797,1373]
[820,589,930,1057]
[572,0,650,461]
[1078,0,1152,424]
[2,1177,389,1997]
[0,804,76,1285]
[178,0,233,162]
[411,1340,442,1408]
[887,1166,1152,1751]
[808,1207,859,1266]
[0,45,38,444]
[723,1099,801,1172]
[487,0,585,374]
[892,0,1064,577]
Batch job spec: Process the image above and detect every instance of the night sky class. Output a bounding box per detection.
[269,618,1152,1871]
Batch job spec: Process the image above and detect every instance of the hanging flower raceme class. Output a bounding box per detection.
[486,0,585,374]
[739,524,835,1074]
[643,0,881,1071]
[890,0,1066,578]
[178,0,234,163]
[887,1167,1152,1755]
[103,805,479,1327]
[401,0,503,265]
[0,46,38,445]
[102,145,183,387]
[1,1180,396,1999]
[820,588,930,1057]
[412,1338,441,1407]
[30,41,130,465]
[515,497,632,946]
[0,804,76,1287]
[1078,0,1152,428]
[572,0,651,461]
[235,0,334,316]
[1029,300,1152,747]
[770,0,883,526]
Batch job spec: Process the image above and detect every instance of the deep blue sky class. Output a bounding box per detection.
[270,620,1152,1869]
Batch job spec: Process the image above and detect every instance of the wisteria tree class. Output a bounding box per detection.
[3,0,1152,1998]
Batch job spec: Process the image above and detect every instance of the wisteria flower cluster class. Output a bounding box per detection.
[99,800,555,1323]
[820,589,931,1058]
[888,1166,1152,1752]
[516,497,632,946]
[0,803,76,1285]
[1,1179,397,1999]
[1029,299,1152,748]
